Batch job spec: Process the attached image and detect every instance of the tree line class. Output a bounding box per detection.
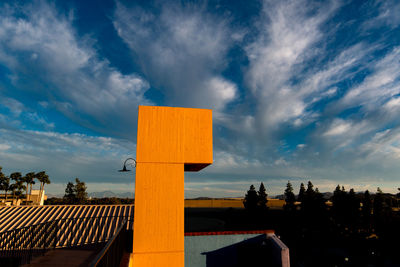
[244,180,400,233]
[0,166,50,204]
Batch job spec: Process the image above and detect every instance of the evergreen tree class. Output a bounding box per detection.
[284,181,296,211]
[332,185,346,222]
[373,187,383,217]
[243,185,258,210]
[257,182,268,210]
[301,181,315,211]
[306,181,315,196]
[64,178,88,204]
[298,183,305,202]
[348,188,360,227]
[362,190,372,220]
[314,188,326,212]
[75,178,88,204]
[64,182,76,204]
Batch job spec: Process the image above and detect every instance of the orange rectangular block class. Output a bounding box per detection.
[136,106,185,164]
[133,163,184,252]
[131,106,213,267]
[183,108,213,170]
[136,106,213,168]
[131,251,184,267]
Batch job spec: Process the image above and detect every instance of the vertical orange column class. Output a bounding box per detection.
[130,106,213,267]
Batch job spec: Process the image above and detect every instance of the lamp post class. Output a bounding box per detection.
[118,158,136,172]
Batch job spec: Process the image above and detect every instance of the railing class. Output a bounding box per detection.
[0,215,132,266]
[89,220,131,267]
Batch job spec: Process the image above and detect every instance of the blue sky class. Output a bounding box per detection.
[1,0,400,197]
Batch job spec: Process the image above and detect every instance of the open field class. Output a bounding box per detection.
[184,198,285,208]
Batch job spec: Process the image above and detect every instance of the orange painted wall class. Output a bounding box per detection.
[130,106,213,267]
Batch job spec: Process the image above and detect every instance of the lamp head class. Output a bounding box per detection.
[118,157,136,172]
[118,165,131,172]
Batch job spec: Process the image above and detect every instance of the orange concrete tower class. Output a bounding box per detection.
[130,106,213,267]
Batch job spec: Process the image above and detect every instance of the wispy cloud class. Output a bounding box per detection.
[245,0,339,129]
[113,2,237,112]
[0,127,135,184]
[0,1,151,139]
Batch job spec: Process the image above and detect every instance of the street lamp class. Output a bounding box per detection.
[118,158,136,172]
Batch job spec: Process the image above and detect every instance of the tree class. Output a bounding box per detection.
[284,181,296,211]
[301,181,315,212]
[75,178,88,204]
[243,185,258,210]
[348,188,360,227]
[0,167,11,202]
[298,183,305,203]
[64,182,76,204]
[22,172,36,203]
[306,181,315,196]
[332,185,346,221]
[362,190,372,220]
[257,182,268,210]
[10,172,26,203]
[36,171,50,200]
[64,178,88,204]
[373,187,383,217]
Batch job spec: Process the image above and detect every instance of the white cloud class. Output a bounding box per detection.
[0,128,135,186]
[0,97,24,116]
[0,2,151,139]
[113,2,237,112]
[323,119,353,136]
[341,47,400,109]
[0,144,10,151]
[245,0,340,132]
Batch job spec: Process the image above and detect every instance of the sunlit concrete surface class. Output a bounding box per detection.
[131,106,213,267]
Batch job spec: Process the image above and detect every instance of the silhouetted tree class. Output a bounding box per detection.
[257,183,268,210]
[348,188,360,227]
[64,182,76,204]
[306,181,314,195]
[298,183,305,203]
[314,187,327,214]
[332,185,347,223]
[362,190,372,229]
[301,181,315,212]
[244,184,258,211]
[284,181,296,211]
[373,187,383,217]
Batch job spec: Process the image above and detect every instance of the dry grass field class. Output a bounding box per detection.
[184,198,285,208]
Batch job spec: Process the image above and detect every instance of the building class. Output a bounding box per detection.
[0,190,46,206]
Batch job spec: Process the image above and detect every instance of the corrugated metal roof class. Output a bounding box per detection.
[0,205,135,233]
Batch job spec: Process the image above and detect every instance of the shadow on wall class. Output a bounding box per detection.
[202,234,279,267]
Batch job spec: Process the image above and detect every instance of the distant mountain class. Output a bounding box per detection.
[46,193,64,198]
[88,191,133,198]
